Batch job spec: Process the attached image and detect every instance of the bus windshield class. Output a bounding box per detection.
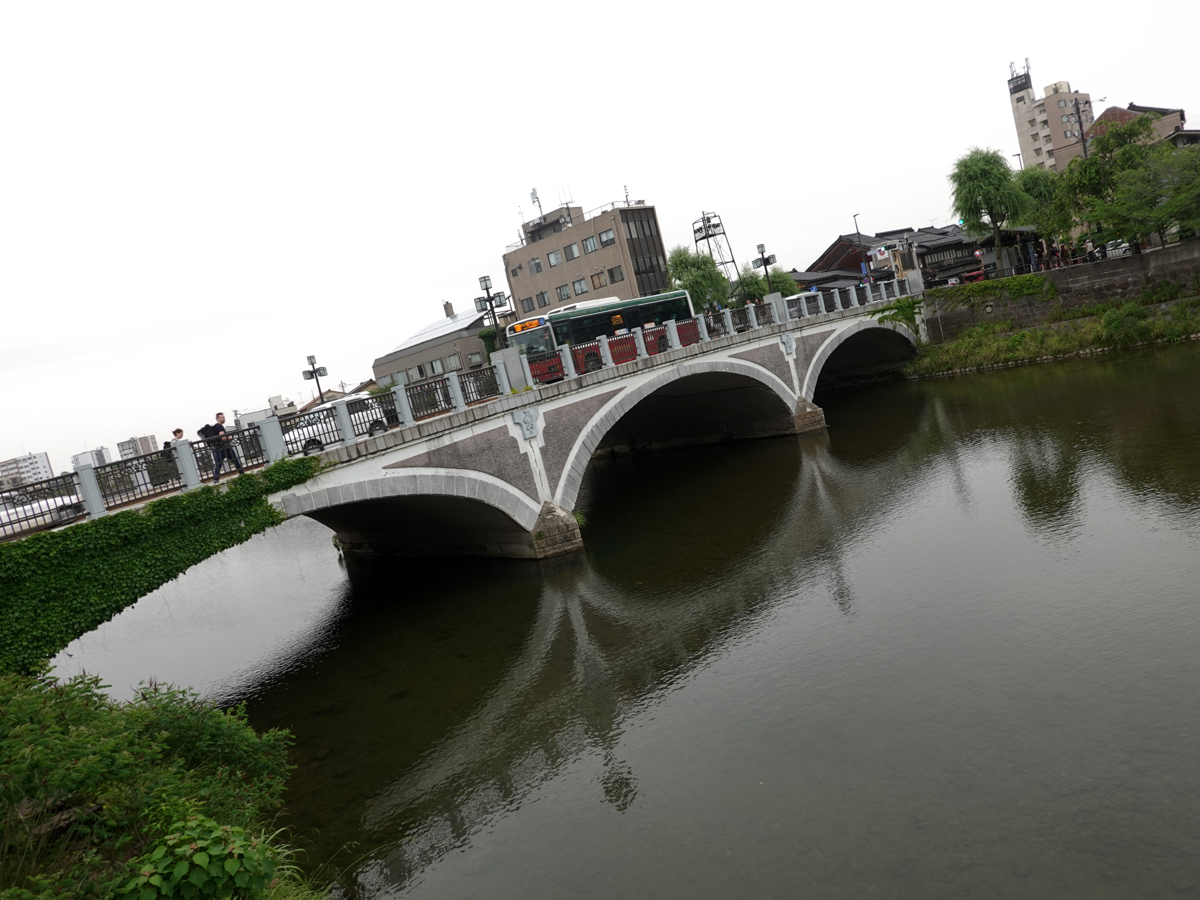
[509,324,556,356]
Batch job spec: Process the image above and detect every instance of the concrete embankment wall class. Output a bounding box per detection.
[925,240,1200,343]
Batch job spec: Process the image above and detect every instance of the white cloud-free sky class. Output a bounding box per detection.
[2,2,1193,472]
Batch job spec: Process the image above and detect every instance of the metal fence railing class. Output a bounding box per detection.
[756,303,776,326]
[705,311,729,337]
[609,333,638,365]
[677,318,701,346]
[643,326,669,355]
[407,377,454,420]
[279,408,342,457]
[460,366,501,405]
[730,307,750,332]
[572,340,603,373]
[95,448,184,508]
[527,350,565,384]
[193,425,268,479]
[347,395,396,437]
[1,473,87,541]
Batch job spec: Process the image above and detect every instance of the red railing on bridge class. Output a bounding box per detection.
[572,341,603,373]
[677,318,700,346]
[528,350,565,384]
[609,334,638,365]
[644,326,669,355]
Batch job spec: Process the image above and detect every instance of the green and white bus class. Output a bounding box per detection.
[506,290,697,381]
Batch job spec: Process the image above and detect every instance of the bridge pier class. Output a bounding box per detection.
[793,399,828,435]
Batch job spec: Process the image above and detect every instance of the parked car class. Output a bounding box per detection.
[1105,240,1131,258]
[0,490,86,538]
[280,393,390,456]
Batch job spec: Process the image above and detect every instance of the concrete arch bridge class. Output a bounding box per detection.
[272,302,917,559]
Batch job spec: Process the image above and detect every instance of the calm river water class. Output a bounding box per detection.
[55,343,1200,899]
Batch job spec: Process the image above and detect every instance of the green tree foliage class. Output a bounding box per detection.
[477,328,497,356]
[666,245,728,310]
[1015,166,1072,241]
[0,671,292,899]
[949,148,1029,267]
[1092,144,1200,245]
[0,457,321,676]
[766,266,797,298]
[1058,115,1157,233]
[737,263,769,304]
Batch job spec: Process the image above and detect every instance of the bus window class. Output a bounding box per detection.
[509,324,556,356]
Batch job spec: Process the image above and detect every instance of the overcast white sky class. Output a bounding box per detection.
[2,2,1193,473]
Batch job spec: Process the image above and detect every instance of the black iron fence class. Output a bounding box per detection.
[755,303,776,326]
[705,311,729,337]
[192,425,268,479]
[347,395,396,437]
[1,473,87,541]
[460,367,501,404]
[95,448,184,507]
[730,307,750,332]
[280,408,342,457]
[407,377,454,419]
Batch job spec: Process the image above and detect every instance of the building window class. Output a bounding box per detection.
[444,353,462,371]
[1060,115,1067,123]
[536,290,550,307]
[583,235,598,254]
[1058,99,1066,107]
[407,365,425,382]
[530,257,542,274]
[548,250,562,267]
[521,296,535,313]
[1039,120,1048,129]
[511,268,519,278]
[591,271,607,290]
[572,278,588,296]
[1034,147,1042,156]
[1044,136,1052,144]
[599,229,616,247]
[467,352,482,366]
[392,369,409,385]
[608,265,624,284]
[429,357,444,375]
[564,242,580,260]
[556,284,571,301]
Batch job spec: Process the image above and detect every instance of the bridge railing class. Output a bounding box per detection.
[1,472,87,541]
[730,307,751,332]
[705,310,730,337]
[571,340,603,373]
[95,447,186,508]
[527,350,565,384]
[608,333,638,365]
[347,394,400,436]
[192,425,268,480]
[643,326,669,355]
[460,366,501,405]
[407,377,454,420]
[677,318,701,346]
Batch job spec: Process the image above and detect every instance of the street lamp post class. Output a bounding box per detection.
[853,213,868,283]
[1071,96,1102,159]
[476,276,509,351]
[300,355,329,404]
[751,243,777,299]
[1013,152,1023,170]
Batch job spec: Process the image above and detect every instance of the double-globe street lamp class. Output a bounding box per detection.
[475,276,509,350]
[301,355,329,404]
[751,243,777,298]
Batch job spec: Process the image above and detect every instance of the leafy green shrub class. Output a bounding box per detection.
[123,818,276,900]
[926,273,1056,311]
[1099,302,1152,347]
[0,672,292,899]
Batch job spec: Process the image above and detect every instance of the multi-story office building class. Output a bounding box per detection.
[117,435,158,459]
[0,452,54,489]
[1008,61,1093,172]
[502,200,668,318]
[71,448,111,471]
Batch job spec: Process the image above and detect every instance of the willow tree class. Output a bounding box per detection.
[949,148,1029,269]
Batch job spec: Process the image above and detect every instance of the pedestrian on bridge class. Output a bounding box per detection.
[208,412,244,483]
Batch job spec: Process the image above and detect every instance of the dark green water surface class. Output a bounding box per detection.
[56,343,1200,898]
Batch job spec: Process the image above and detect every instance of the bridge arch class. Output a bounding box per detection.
[554,358,800,510]
[290,468,551,558]
[801,320,918,401]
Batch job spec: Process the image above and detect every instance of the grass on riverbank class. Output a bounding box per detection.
[0,670,322,900]
[909,293,1200,377]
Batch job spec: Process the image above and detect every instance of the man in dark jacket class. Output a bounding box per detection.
[209,412,244,483]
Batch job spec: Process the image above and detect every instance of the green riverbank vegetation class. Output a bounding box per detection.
[0,671,324,900]
[907,287,1200,377]
[0,458,330,898]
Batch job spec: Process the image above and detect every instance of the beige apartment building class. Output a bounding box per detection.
[502,201,669,319]
[1009,62,1093,172]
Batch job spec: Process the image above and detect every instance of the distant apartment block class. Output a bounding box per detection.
[71,448,111,471]
[117,435,158,459]
[0,452,54,489]
[1088,103,1188,145]
[502,200,668,319]
[1008,61,1093,172]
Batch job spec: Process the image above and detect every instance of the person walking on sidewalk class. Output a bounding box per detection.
[209,412,244,483]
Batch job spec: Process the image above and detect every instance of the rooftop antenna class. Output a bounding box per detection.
[624,184,630,205]
[530,188,543,217]
[1009,61,1016,78]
